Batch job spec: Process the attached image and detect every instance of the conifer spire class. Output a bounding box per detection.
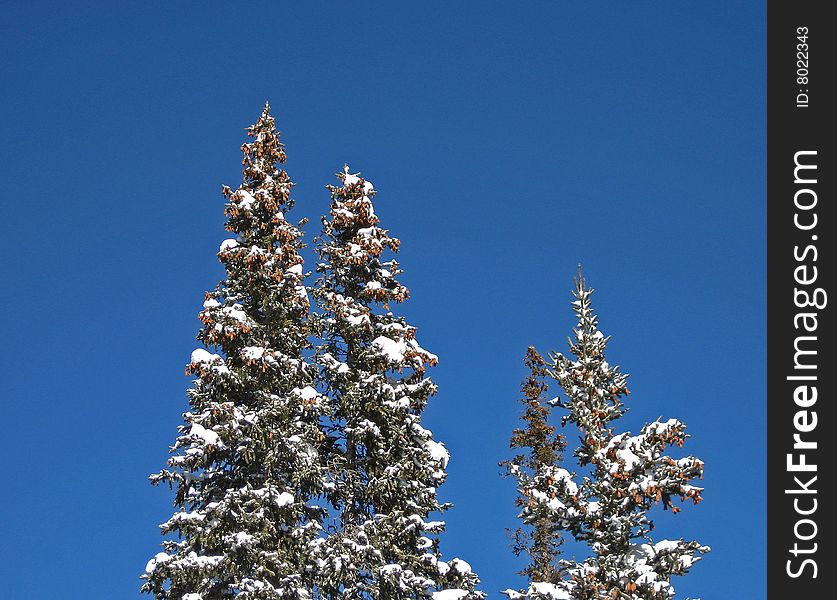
[501,347,566,583]
[505,270,708,600]
[313,166,483,599]
[143,105,329,600]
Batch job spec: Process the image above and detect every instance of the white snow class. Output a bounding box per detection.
[321,353,350,374]
[169,510,205,524]
[355,419,381,436]
[219,238,239,252]
[372,336,407,363]
[287,264,303,276]
[145,552,171,574]
[236,190,256,209]
[203,298,221,309]
[340,166,374,193]
[293,386,319,401]
[189,423,219,446]
[223,304,247,322]
[345,313,370,327]
[551,467,578,496]
[191,348,220,364]
[547,498,567,511]
[645,418,682,436]
[242,346,266,360]
[448,558,472,574]
[425,440,450,469]
[653,540,681,554]
[616,447,642,472]
[432,591,469,600]
[408,339,438,364]
[276,491,295,507]
[380,564,402,575]
[229,532,254,550]
[529,582,571,599]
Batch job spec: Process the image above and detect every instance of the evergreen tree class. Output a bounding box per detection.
[143,104,330,600]
[313,166,483,600]
[504,270,708,600]
[501,347,566,583]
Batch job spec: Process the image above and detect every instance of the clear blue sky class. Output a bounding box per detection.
[1,3,764,598]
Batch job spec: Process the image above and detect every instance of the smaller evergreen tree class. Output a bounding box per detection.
[504,270,708,600]
[501,347,566,582]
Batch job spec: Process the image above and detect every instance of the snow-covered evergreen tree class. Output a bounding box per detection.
[143,104,331,600]
[501,347,566,583]
[313,166,483,600]
[504,270,708,600]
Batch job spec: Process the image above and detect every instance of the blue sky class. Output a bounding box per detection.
[1,2,764,598]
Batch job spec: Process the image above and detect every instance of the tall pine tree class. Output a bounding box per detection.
[143,104,331,600]
[313,167,483,600]
[504,270,708,600]
[501,347,566,583]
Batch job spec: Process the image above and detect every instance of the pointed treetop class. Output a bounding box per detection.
[335,164,376,198]
[575,263,585,290]
[242,102,287,175]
